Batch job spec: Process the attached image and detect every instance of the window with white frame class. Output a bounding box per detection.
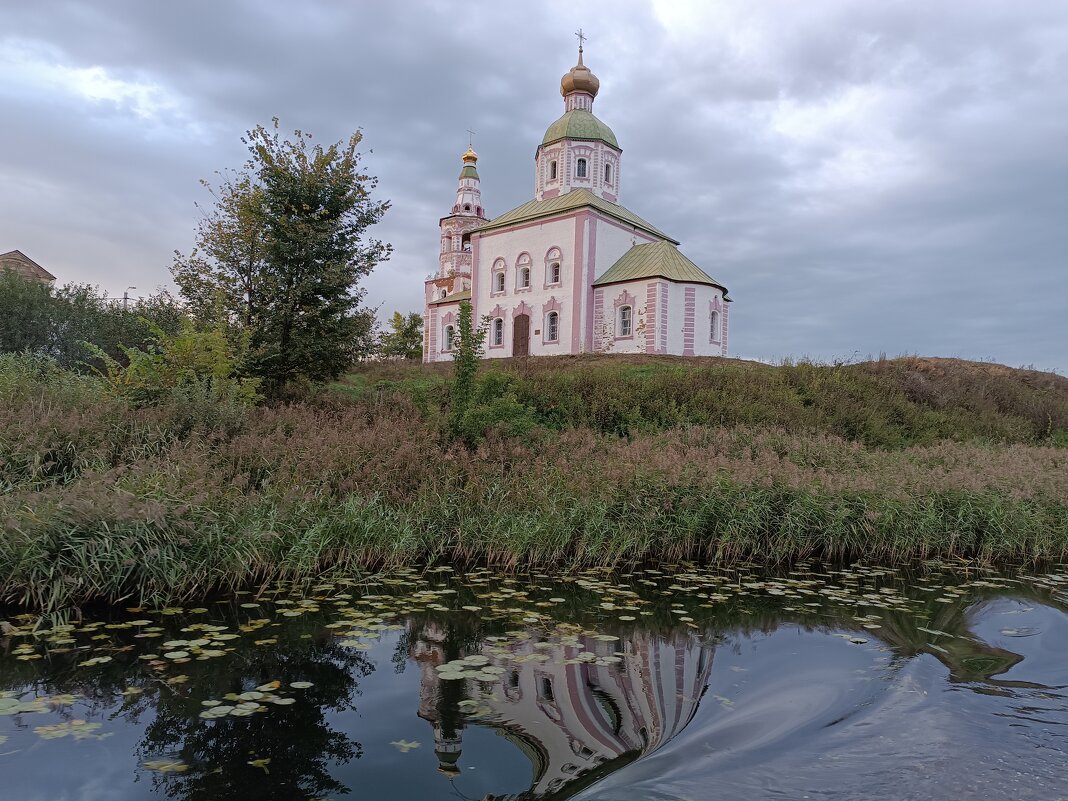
[493,270,505,293]
[604,163,612,183]
[516,253,532,289]
[618,305,632,337]
[439,288,447,299]
[710,310,719,341]
[546,311,559,342]
[576,158,587,178]
[444,325,455,351]
[492,317,504,347]
[548,261,561,284]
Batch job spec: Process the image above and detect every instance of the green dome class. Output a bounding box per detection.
[541,109,618,149]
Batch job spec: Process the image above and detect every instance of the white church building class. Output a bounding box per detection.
[423,43,731,362]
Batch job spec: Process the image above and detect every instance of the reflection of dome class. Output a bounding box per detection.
[561,49,600,98]
[436,748,462,766]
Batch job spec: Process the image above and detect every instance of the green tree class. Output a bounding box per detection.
[379,311,424,360]
[0,271,184,369]
[173,119,391,395]
[448,299,486,439]
[0,270,54,354]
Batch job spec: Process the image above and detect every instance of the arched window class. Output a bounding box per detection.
[493,271,505,293]
[463,204,471,212]
[576,158,587,178]
[550,160,558,180]
[604,163,612,183]
[618,305,632,337]
[546,311,559,342]
[444,325,455,351]
[548,261,561,284]
[710,310,720,341]
[516,253,532,289]
[492,317,504,347]
[439,288,447,299]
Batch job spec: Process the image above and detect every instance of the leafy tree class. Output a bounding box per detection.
[0,270,54,354]
[173,119,392,395]
[379,311,424,360]
[448,300,487,440]
[0,271,184,369]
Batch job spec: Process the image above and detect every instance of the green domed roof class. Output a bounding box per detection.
[541,109,618,149]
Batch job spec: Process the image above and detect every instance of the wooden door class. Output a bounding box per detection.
[513,314,530,357]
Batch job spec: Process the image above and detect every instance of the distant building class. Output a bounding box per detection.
[423,42,731,362]
[0,250,56,285]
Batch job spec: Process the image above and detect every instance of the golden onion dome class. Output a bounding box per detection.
[461,146,478,163]
[560,48,600,98]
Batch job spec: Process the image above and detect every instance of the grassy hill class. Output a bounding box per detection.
[332,355,1068,447]
[2,353,1066,612]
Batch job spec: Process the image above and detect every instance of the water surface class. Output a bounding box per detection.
[2,562,1067,800]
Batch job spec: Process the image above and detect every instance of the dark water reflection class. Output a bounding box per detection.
[1,562,1067,800]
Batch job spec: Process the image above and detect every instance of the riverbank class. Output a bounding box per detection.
[2,353,1066,612]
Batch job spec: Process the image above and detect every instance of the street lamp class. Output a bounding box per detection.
[123,286,137,310]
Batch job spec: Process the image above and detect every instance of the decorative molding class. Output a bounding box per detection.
[613,288,637,309]
[683,286,696,356]
[645,282,658,354]
[709,298,722,344]
[511,300,533,319]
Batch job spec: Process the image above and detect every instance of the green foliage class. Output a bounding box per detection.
[379,311,424,360]
[0,270,53,353]
[173,119,392,396]
[342,355,1068,448]
[91,320,260,409]
[0,271,184,369]
[448,300,487,440]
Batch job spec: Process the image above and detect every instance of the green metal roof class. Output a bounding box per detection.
[428,289,471,306]
[541,110,619,149]
[593,241,729,294]
[459,165,479,180]
[472,188,678,244]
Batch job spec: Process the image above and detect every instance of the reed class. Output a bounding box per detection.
[3,353,1067,612]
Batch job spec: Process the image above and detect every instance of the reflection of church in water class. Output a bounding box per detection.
[411,624,714,799]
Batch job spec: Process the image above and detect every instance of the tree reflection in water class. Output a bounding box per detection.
[136,627,373,801]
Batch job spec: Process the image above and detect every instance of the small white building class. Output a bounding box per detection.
[424,45,731,362]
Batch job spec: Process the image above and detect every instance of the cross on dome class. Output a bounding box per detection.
[561,29,599,99]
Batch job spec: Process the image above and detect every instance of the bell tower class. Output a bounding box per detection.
[436,146,487,281]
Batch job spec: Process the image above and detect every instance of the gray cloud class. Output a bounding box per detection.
[1,0,1065,370]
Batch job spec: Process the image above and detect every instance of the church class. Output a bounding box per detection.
[423,41,730,362]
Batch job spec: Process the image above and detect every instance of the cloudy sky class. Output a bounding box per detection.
[2,0,1066,370]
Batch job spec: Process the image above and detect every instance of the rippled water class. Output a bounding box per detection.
[2,562,1067,800]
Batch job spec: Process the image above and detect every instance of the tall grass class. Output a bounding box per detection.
[333,354,1068,447]
[3,353,1067,612]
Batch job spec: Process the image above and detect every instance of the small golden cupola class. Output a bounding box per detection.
[560,42,600,101]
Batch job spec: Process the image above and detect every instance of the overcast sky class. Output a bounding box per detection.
[2,0,1066,370]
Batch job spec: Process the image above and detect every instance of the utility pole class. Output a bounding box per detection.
[123,286,136,310]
